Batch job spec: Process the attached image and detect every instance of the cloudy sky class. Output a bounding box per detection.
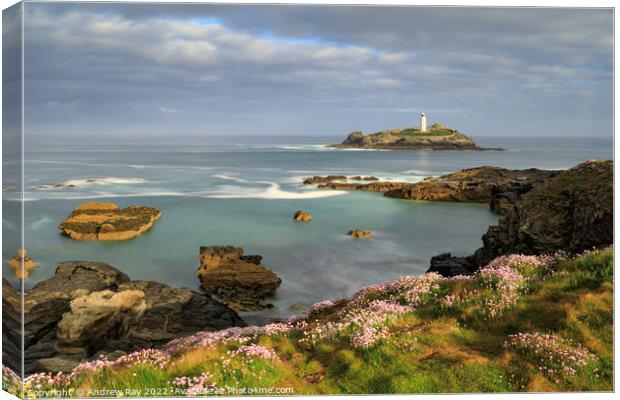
[20,3,613,137]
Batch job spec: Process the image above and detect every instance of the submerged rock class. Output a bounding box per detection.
[197,246,282,312]
[293,210,313,222]
[2,261,244,373]
[58,202,161,241]
[6,248,37,279]
[347,229,374,239]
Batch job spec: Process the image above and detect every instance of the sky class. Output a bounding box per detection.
[14,3,614,137]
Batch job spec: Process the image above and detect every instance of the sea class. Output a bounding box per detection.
[2,135,613,323]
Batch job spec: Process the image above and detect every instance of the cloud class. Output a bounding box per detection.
[21,4,612,137]
[158,106,181,114]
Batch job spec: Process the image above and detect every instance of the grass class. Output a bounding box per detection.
[8,248,613,397]
[394,127,454,137]
[59,206,160,234]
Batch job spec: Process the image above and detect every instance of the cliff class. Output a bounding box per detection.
[329,123,495,150]
[430,160,613,276]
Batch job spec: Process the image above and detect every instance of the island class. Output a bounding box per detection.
[329,114,499,150]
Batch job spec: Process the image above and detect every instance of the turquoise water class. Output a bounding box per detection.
[4,135,613,323]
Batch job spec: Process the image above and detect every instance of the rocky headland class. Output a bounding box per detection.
[329,123,498,150]
[58,202,161,240]
[197,246,282,312]
[429,160,613,276]
[302,161,612,277]
[304,166,556,210]
[2,261,244,374]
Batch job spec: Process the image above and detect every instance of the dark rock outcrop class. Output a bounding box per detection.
[197,246,282,312]
[428,161,613,277]
[428,253,475,277]
[2,261,244,374]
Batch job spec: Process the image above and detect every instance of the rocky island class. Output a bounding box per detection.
[58,201,161,240]
[329,121,497,151]
[197,246,282,312]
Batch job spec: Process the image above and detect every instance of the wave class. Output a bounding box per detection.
[401,169,445,176]
[274,144,390,152]
[32,177,149,190]
[211,175,346,199]
[206,183,347,199]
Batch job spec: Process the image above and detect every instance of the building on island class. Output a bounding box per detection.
[420,113,427,133]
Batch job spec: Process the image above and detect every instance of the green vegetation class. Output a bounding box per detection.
[394,127,454,137]
[8,248,612,396]
[59,206,160,234]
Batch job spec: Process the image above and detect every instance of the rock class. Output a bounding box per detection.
[58,201,161,240]
[428,253,475,277]
[317,181,412,192]
[302,175,379,185]
[350,176,379,181]
[289,303,307,311]
[475,160,613,262]
[347,229,374,239]
[304,167,553,206]
[428,160,613,275]
[36,357,82,373]
[6,248,37,279]
[57,289,147,346]
[303,175,347,184]
[385,167,556,203]
[293,210,313,222]
[329,124,498,150]
[2,261,244,374]
[197,246,282,312]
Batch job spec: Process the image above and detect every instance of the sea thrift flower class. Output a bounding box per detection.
[367,300,412,314]
[504,332,597,382]
[69,348,170,378]
[350,325,389,349]
[229,344,279,360]
[173,373,217,397]
[308,300,336,314]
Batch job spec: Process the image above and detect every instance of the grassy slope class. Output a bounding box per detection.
[11,249,613,397]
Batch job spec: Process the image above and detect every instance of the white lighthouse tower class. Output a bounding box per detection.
[420,113,427,133]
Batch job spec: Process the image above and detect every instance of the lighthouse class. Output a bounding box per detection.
[420,113,427,133]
